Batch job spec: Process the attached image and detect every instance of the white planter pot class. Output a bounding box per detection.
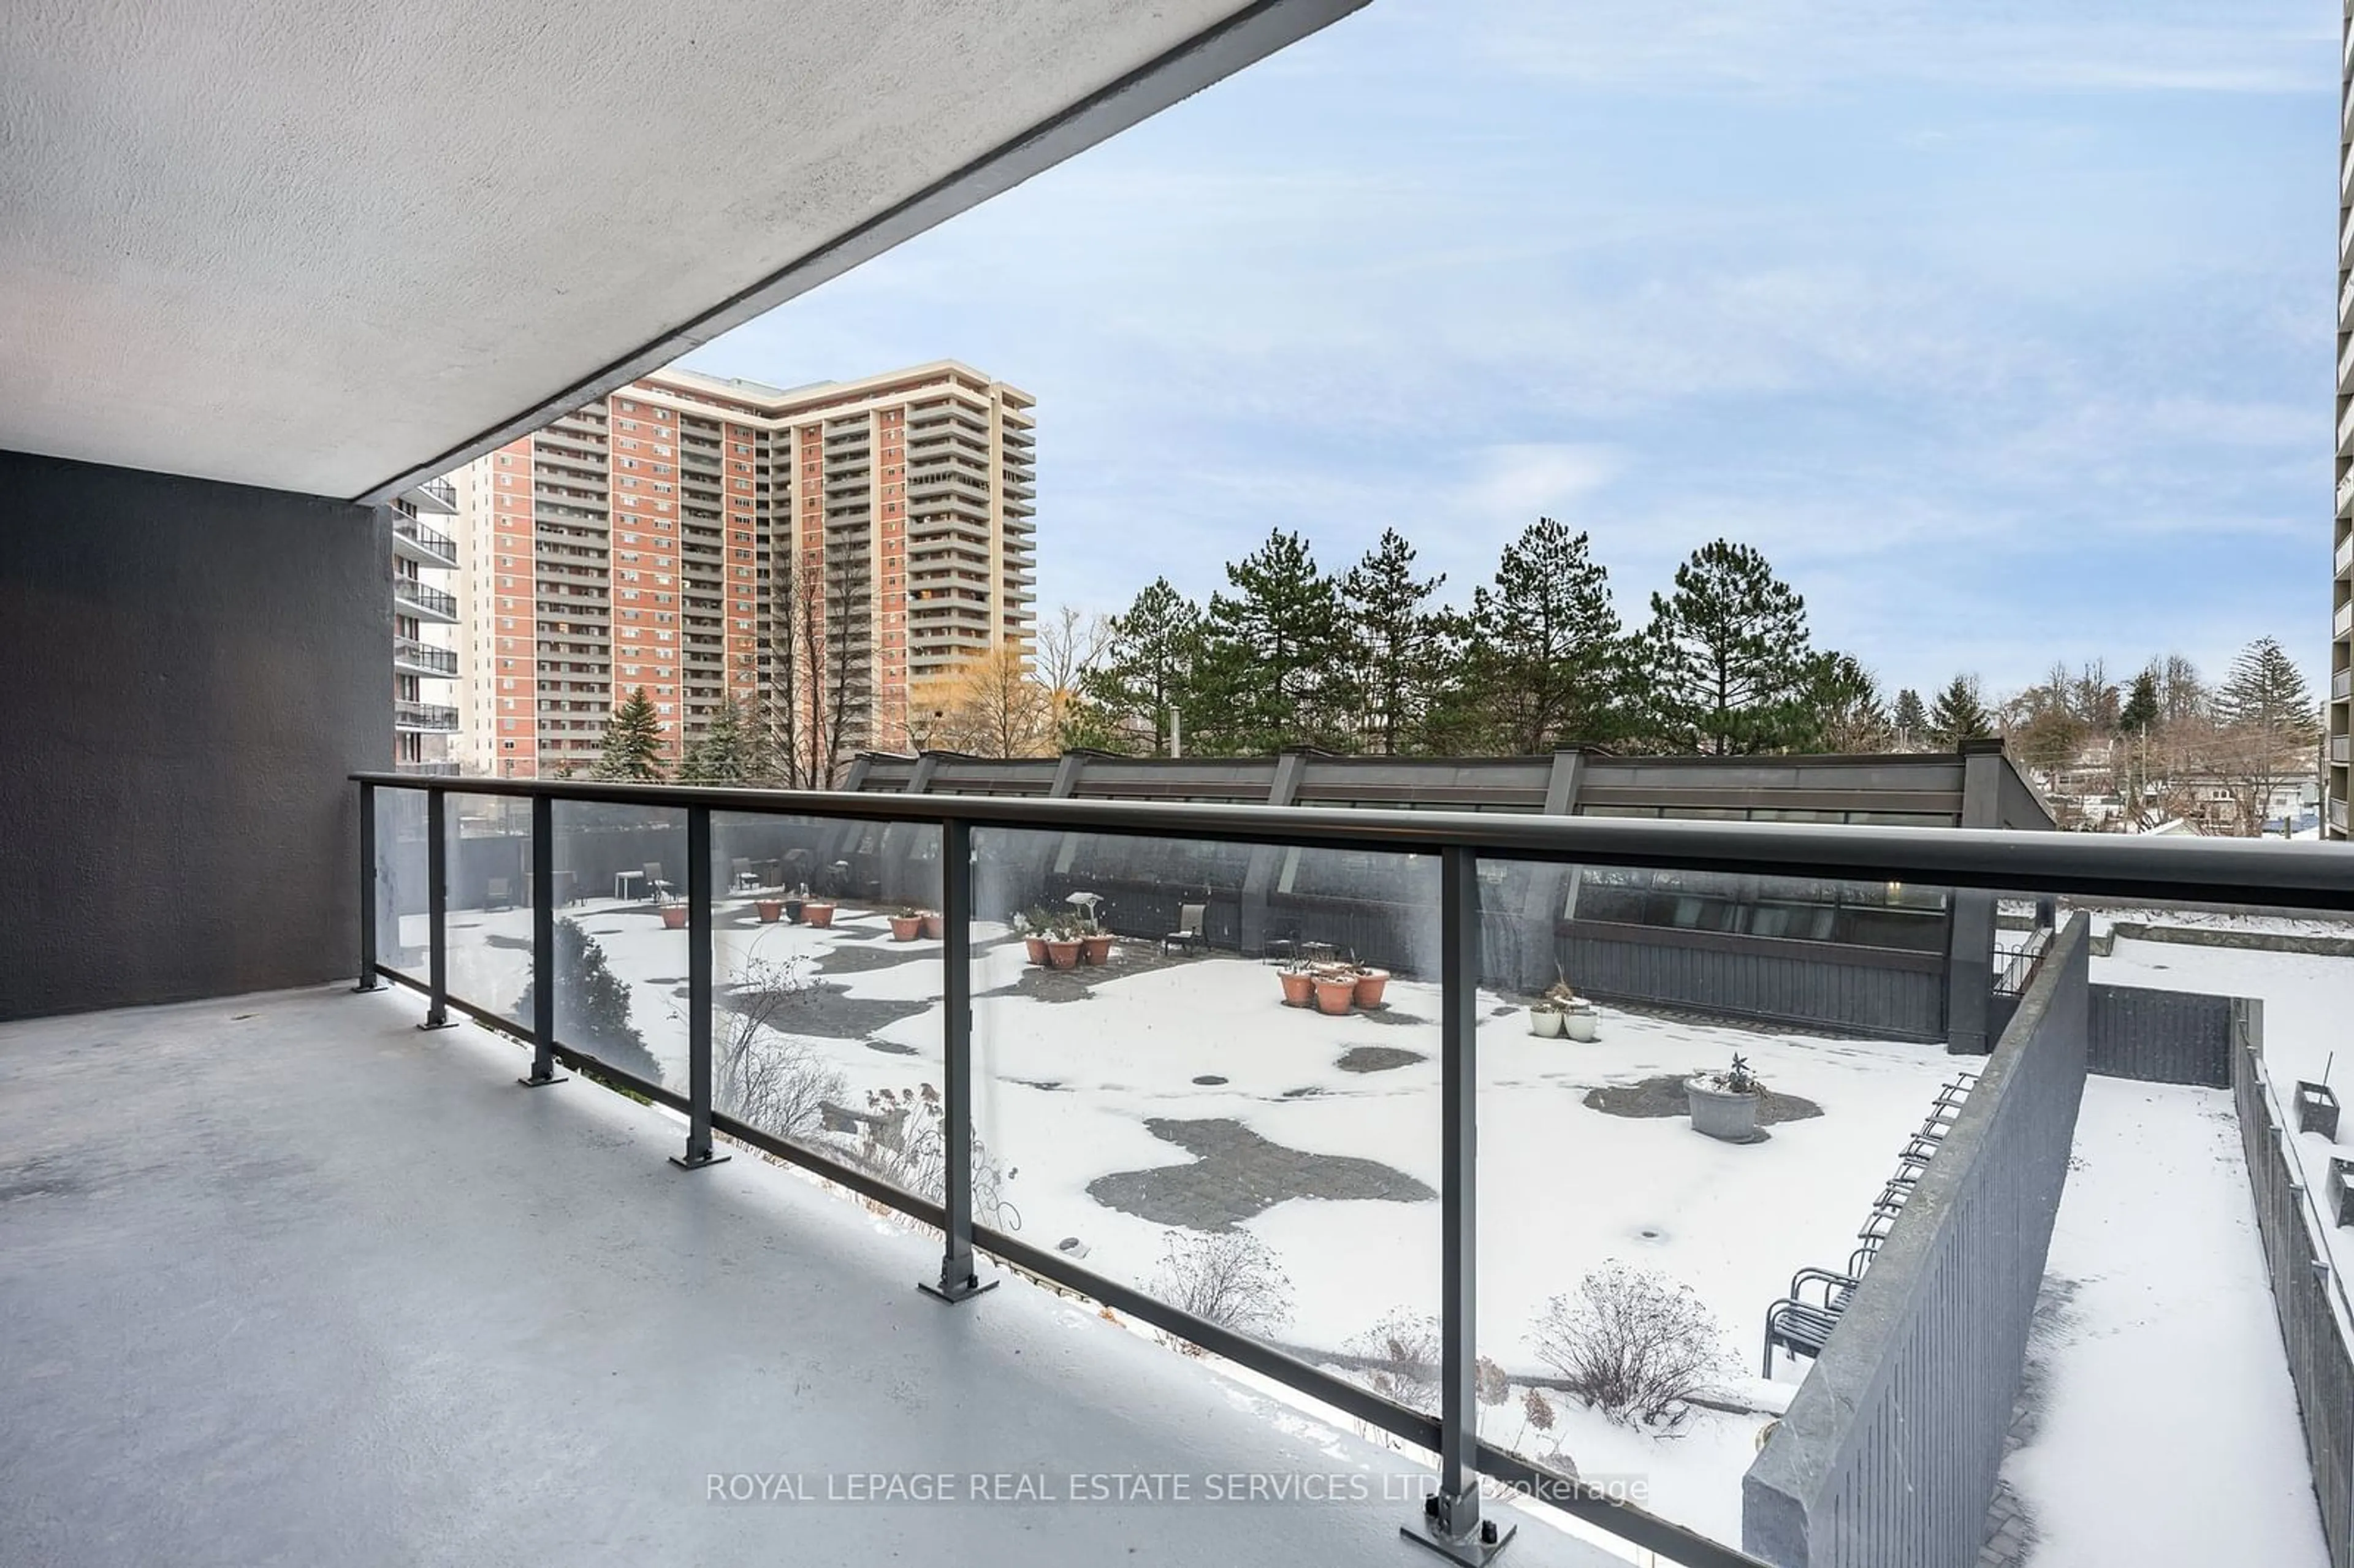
[1562,1007,1599,1043]
[1527,1007,1564,1038]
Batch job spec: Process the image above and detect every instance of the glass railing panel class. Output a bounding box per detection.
[440,792,532,1029]
[371,784,430,981]
[969,824,1442,1366]
[541,799,688,1092]
[704,810,945,1200]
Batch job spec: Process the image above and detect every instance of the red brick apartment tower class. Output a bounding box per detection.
[447,360,1033,774]
[483,436,539,775]
[608,392,685,759]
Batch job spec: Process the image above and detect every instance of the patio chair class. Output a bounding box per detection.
[484,877,514,912]
[1763,1267,1859,1376]
[642,861,674,902]
[1161,904,1207,957]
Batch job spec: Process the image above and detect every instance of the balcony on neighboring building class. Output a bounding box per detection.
[2338,534,2353,579]
[2338,598,2354,639]
[392,514,459,569]
[394,758,463,775]
[2334,668,2353,702]
[406,476,459,514]
[392,700,460,733]
[394,635,459,678]
[394,578,459,622]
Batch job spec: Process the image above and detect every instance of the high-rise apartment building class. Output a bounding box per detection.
[2337,15,2354,836]
[390,476,461,773]
[451,361,1037,777]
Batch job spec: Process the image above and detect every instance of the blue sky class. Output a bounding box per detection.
[682,0,2337,701]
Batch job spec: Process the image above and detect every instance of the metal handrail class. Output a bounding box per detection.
[348,771,2354,909]
[350,771,2352,1568]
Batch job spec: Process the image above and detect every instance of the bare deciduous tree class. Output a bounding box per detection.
[924,644,1056,758]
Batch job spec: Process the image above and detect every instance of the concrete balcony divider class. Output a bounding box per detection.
[1742,915,2092,1568]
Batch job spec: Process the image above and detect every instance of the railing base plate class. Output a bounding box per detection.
[351,980,381,994]
[517,1073,567,1089]
[417,1018,459,1032]
[669,1151,731,1171]
[918,1275,1000,1306]
[1401,1519,1515,1566]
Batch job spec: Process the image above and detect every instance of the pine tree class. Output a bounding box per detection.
[2119,670,2161,735]
[1638,540,1815,755]
[676,695,760,785]
[1190,531,1347,753]
[2214,637,2318,744]
[1438,517,1628,755]
[1798,652,1892,753]
[1927,675,1994,748]
[512,918,664,1087]
[1892,688,1927,750]
[1081,577,1203,756]
[593,688,668,782]
[1337,528,1449,755]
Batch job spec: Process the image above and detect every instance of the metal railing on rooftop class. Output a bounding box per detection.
[349,772,2354,1568]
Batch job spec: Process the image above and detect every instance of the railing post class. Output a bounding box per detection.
[672,805,728,1170]
[419,788,457,1030]
[1406,844,1512,1564]
[520,792,565,1087]
[922,816,994,1303]
[353,781,380,991]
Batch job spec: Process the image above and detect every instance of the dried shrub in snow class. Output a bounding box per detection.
[848,1083,1007,1223]
[1476,1355,1512,1409]
[1343,1309,1444,1415]
[1148,1230,1296,1350]
[1531,1261,1726,1429]
[711,957,843,1141]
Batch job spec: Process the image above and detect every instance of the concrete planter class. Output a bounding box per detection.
[1563,1005,1599,1043]
[1687,1079,1761,1143]
[1527,1007,1564,1038]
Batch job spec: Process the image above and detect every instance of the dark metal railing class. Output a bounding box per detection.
[349,771,2354,1568]
[392,515,457,560]
[394,636,459,676]
[393,579,457,618]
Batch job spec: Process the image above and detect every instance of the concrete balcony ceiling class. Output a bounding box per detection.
[0,0,1365,503]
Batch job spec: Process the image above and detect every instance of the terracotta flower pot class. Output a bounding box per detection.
[803,902,836,929]
[755,899,783,924]
[1080,934,1114,965]
[659,903,689,930]
[1279,970,1316,1008]
[1313,976,1357,1016]
[1045,938,1082,970]
[1025,935,1049,966]
[889,915,923,942]
[922,913,945,941]
[1352,969,1390,1009]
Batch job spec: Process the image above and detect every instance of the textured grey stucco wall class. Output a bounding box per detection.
[0,449,386,1019]
[1743,914,2092,1568]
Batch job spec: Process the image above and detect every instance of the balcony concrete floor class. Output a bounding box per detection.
[0,984,1623,1568]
